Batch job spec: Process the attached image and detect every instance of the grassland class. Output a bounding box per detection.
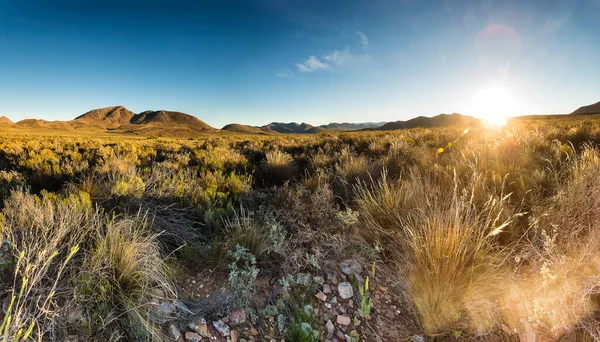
[1,117,600,341]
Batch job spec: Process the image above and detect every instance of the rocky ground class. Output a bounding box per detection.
[156,259,520,342]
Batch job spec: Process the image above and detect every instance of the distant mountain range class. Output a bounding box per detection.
[1,101,597,136]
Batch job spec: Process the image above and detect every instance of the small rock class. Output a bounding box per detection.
[313,276,325,284]
[188,318,209,337]
[231,330,238,342]
[326,319,335,337]
[330,296,338,304]
[336,329,346,339]
[185,332,202,342]
[322,284,332,294]
[328,273,340,286]
[336,315,351,326]
[222,316,230,324]
[250,327,259,336]
[338,282,354,299]
[230,309,247,325]
[304,304,314,315]
[213,320,230,336]
[296,273,312,285]
[169,323,181,341]
[341,260,363,276]
[316,291,328,302]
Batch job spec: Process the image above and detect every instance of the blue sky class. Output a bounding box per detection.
[0,0,599,128]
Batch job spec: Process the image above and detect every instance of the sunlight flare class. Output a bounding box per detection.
[467,86,522,127]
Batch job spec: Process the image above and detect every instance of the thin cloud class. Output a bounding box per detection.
[275,68,295,78]
[356,30,369,46]
[295,56,331,73]
[290,48,371,75]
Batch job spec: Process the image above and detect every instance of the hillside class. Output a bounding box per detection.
[374,113,480,131]
[261,122,326,134]
[221,123,270,134]
[319,122,386,131]
[571,101,600,115]
[0,116,15,126]
[129,110,213,132]
[74,106,136,128]
[15,119,74,130]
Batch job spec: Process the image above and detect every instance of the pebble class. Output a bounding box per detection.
[337,315,351,326]
[326,319,335,337]
[185,332,202,342]
[230,309,247,325]
[322,284,332,294]
[341,260,363,276]
[316,291,328,301]
[231,330,238,342]
[338,282,354,299]
[213,320,230,336]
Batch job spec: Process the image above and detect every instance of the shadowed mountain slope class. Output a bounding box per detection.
[571,101,600,115]
[221,123,270,134]
[261,122,326,134]
[319,122,387,131]
[374,113,480,131]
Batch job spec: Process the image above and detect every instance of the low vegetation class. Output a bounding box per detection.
[1,117,600,340]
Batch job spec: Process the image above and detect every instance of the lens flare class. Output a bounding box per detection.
[466,86,523,127]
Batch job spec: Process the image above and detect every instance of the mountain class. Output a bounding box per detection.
[0,116,14,126]
[373,113,480,131]
[319,122,387,131]
[260,122,326,134]
[221,123,270,134]
[74,106,136,128]
[16,119,74,130]
[571,101,600,115]
[128,110,212,131]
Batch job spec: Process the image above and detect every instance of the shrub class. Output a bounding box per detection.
[77,212,176,340]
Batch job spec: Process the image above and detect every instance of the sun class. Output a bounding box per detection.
[466,86,520,127]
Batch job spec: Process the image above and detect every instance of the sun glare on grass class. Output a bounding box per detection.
[467,86,521,127]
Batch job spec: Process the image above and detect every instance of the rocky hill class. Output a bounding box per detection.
[221,124,270,134]
[0,116,15,127]
[571,101,600,115]
[74,106,136,128]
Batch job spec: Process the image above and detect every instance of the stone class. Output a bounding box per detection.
[296,273,312,285]
[336,315,351,326]
[230,309,247,325]
[213,320,230,336]
[326,319,335,337]
[341,260,363,276]
[231,330,238,342]
[169,323,182,341]
[330,296,338,304]
[185,332,202,342]
[322,284,332,294]
[338,282,354,299]
[316,291,328,301]
[188,318,209,337]
[250,327,259,336]
[313,276,325,284]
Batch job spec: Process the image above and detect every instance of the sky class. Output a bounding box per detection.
[0,0,599,128]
